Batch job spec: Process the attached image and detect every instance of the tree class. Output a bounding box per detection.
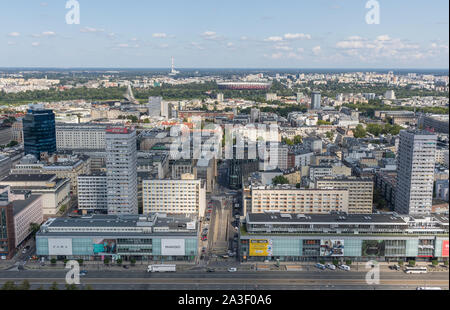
[19,280,30,290]
[104,258,110,265]
[1,281,17,290]
[130,258,136,266]
[116,258,123,265]
[317,120,332,125]
[50,282,59,290]
[272,176,289,185]
[50,258,57,265]
[77,259,84,266]
[325,131,334,141]
[432,260,438,266]
[65,284,79,290]
[6,141,18,148]
[345,259,352,266]
[408,260,416,267]
[354,124,366,138]
[293,135,302,145]
[29,223,41,238]
[398,259,404,266]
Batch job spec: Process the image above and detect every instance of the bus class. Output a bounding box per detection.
[405,266,427,274]
[416,287,442,290]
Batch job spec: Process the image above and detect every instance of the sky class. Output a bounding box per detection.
[0,0,448,68]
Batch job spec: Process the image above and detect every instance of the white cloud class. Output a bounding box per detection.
[31,42,40,47]
[202,31,222,40]
[80,27,105,33]
[42,31,56,36]
[274,45,293,51]
[376,35,391,41]
[240,36,248,41]
[264,36,283,42]
[312,46,321,55]
[153,33,167,38]
[8,32,20,37]
[284,33,311,40]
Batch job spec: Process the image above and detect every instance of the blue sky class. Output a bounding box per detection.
[0,0,448,68]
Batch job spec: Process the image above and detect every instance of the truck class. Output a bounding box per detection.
[147,264,176,273]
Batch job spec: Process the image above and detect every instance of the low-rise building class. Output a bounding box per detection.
[142,174,206,216]
[0,174,71,216]
[239,212,449,262]
[315,177,373,214]
[36,213,198,262]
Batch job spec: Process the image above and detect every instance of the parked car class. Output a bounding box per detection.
[326,263,336,270]
[228,267,237,273]
[389,265,400,271]
[315,263,326,270]
[207,268,215,273]
[80,270,88,276]
[338,264,351,271]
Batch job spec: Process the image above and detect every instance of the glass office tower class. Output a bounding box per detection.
[22,104,56,159]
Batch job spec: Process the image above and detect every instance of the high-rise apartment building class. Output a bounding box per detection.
[311,91,321,110]
[395,130,437,215]
[106,128,138,215]
[23,104,56,159]
[148,96,162,118]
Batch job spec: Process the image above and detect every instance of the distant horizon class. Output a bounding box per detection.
[0,67,448,72]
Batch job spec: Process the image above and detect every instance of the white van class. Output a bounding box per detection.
[339,264,351,271]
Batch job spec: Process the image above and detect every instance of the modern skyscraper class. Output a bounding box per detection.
[148,96,162,117]
[22,104,56,160]
[311,91,321,110]
[106,127,138,215]
[395,130,437,215]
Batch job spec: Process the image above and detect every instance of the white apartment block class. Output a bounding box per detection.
[77,173,108,214]
[249,186,349,215]
[12,195,43,247]
[56,123,108,150]
[315,177,373,214]
[106,128,138,215]
[395,130,437,215]
[142,176,206,216]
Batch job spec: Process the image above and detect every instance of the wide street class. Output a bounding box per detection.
[0,269,448,290]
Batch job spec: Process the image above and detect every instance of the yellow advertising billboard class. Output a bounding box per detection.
[249,239,273,256]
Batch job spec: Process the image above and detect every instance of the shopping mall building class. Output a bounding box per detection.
[36,213,198,262]
[239,212,449,262]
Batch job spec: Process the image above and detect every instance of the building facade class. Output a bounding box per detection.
[77,173,108,214]
[106,128,138,215]
[142,176,206,216]
[22,105,56,159]
[315,177,373,214]
[36,214,198,262]
[395,130,437,215]
[56,123,108,151]
[240,212,449,262]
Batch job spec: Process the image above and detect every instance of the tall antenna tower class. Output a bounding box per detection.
[169,56,179,76]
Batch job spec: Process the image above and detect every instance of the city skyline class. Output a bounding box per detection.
[1,0,449,68]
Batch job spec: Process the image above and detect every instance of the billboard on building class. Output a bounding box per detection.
[362,240,386,257]
[48,238,73,256]
[161,239,185,256]
[249,239,273,257]
[442,240,449,257]
[93,239,117,254]
[320,239,344,257]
